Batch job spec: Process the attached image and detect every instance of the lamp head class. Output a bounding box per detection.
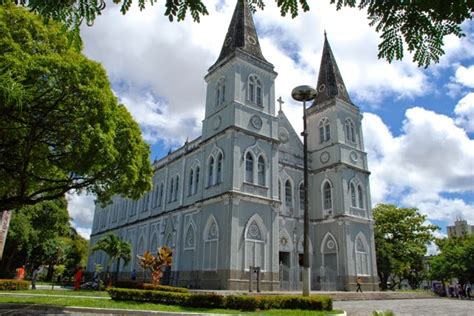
[291,85,317,102]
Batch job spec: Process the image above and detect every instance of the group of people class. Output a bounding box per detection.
[450,283,472,299]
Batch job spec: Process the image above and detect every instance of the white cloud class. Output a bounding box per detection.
[455,65,474,88]
[454,93,474,132]
[80,0,433,147]
[67,192,95,239]
[362,107,474,225]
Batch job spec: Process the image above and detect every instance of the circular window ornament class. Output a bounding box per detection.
[224,36,233,47]
[213,116,222,130]
[280,236,288,247]
[318,84,326,92]
[247,35,257,45]
[350,151,358,163]
[278,127,289,143]
[320,151,330,164]
[338,83,345,92]
[327,240,335,249]
[250,115,263,130]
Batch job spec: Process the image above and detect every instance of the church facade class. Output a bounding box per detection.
[88,0,378,291]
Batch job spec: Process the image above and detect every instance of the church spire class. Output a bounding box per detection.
[210,0,268,69]
[314,33,353,105]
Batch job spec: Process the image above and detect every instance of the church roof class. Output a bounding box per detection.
[210,0,269,69]
[313,33,353,106]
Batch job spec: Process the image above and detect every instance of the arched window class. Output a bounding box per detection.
[188,169,194,196]
[321,233,338,276]
[345,118,355,143]
[150,233,158,253]
[319,118,331,143]
[248,75,263,106]
[174,176,179,201]
[203,216,219,270]
[216,77,225,106]
[355,234,369,275]
[208,156,214,186]
[358,185,364,209]
[194,166,200,194]
[257,155,265,186]
[158,183,163,206]
[323,181,332,210]
[169,178,174,202]
[285,180,292,207]
[299,183,305,211]
[216,153,223,184]
[245,215,266,269]
[278,179,282,201]
[184,224,196,251]
[350,182,357,207]
[245,152,254,183]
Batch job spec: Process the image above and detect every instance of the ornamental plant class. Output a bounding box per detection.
[137,246,173,286]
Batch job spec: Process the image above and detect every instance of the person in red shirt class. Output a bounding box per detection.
[16,265,25,280]
[73,266,83,290]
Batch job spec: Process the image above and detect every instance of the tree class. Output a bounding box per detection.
[0,198,88,279]
[91,233,131,285]
[137,246,173,286]
[429,234,474,287]
[0,4,153,212]
[8,0,473,68]
[373,204,438,290]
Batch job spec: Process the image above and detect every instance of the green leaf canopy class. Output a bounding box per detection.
[0,4,153,210]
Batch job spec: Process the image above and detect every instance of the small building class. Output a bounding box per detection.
[447,218,474,238]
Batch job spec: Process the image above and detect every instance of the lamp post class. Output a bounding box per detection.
[291,85,317,297]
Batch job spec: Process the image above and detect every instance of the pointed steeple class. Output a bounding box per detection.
[210,0,269,70]
[313,33,353,105]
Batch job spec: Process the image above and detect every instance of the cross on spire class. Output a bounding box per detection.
[277,96,285,112]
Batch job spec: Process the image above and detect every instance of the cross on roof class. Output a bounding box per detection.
[277,96,285,112]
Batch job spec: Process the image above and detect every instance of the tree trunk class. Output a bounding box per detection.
[115,258,120,285]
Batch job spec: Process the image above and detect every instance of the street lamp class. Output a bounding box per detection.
[291,85,317,297]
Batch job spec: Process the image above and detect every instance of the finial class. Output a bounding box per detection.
[277,96,285,112]
[324,29,327,39]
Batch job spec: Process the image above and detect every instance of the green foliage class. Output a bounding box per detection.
[0,4,153,211]
[373,204,438,290]
[108,288,332,311]
[0,199,77,278]
[92,234,131,279]
[113,280,188,292]
[429,234,474,285]
[331,1,471,67]
[10,0,472,67]
[0,279,30,290]
[373,311,395,316]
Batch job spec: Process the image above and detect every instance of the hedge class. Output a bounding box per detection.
[113,281,188,293]
[107,288,332,311]
[0,279,30,290]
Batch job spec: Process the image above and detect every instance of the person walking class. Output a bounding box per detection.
[74,266,83,290]
[16,265,25,280]
[356,277,363,293]
[131,269,137,281]
[31,267,40,290]
[466,284,471,299]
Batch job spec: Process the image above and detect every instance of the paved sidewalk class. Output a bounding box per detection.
[334,298,473,316]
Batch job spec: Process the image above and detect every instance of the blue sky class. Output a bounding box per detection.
[67,0,474,241]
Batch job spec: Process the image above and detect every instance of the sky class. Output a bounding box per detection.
[67,0,474,243]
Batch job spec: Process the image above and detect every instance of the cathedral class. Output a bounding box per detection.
[88,0,378,291]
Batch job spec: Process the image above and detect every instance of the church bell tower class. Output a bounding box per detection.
[307,34,379,291]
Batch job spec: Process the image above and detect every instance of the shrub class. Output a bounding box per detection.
[185,293,224,308]
[112,282,187,293]
[0,279,30,290]
[108,288,332,312]
[225,295,259,311]
[142,283,188,293]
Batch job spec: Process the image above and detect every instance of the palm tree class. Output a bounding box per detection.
[92,234,131,286]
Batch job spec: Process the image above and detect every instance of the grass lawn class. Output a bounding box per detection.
[0,290,342,315]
